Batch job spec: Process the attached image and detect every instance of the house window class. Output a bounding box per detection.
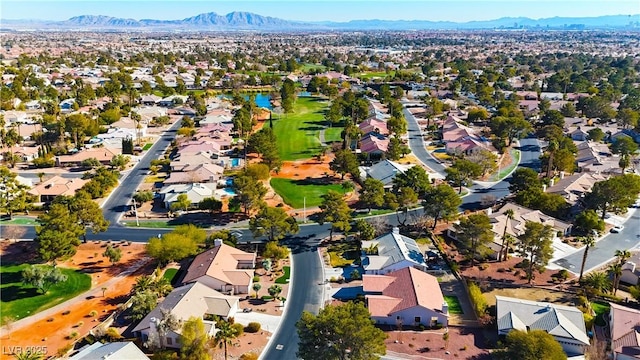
[166,337,173,345]
[414,317,421,324]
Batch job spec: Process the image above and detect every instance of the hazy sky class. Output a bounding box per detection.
[2,0,639,22]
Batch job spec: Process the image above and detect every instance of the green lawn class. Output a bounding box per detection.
[142,143,153,151]
[275,266,291,284]
[591,301,610,326]
[272,97,339,161]
[444,295,464,314]
[324,127,343,143]
[300,63,327,72]
[163,268,179,285]
[0,218,38,226]
[270,178,349,208]
[0,264,91,324]
[356,71,395,80]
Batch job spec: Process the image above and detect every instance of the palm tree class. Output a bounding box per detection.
[609,263,623,296]
[546,139,558,179]
[14,350,43,360]
[578,236,596,283]
[616,250,632,266]
[215,319,239,360]
[156,309,180,350]
[133,275,154,293]
[582,272,611,298]
[499,209,515,262]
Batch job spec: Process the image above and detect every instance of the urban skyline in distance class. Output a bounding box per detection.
[2,0,640,23]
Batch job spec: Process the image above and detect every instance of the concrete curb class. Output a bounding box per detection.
[258,253,295,360]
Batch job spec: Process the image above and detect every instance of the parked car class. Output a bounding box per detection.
[611,225,624,233]
[242,308,253,313]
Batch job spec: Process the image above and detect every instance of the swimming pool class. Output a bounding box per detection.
[231,158,240,167]
[223,188,236,196]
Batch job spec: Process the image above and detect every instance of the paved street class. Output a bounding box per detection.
[102,120,182,225]
[553,207,640,273]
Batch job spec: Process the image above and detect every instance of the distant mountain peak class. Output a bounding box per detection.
[2,11,638,31]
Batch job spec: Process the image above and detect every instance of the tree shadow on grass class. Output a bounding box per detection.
[0,285,40,302]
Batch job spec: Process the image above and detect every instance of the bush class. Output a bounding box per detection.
[479,264,489,271]
[240,353,259,360]
[89,310,98,317]
[74,321,84,328]
[253,275,260,283]
[467,281,488,316]
[68,331,78,339]
[261,295,273,301]
[584,313,595,329]
[57,343,74,357]
[232,322,244,337]
[245,322,261,333]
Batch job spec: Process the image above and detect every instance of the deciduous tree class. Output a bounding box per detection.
[179,317,211,360]
[494,329,566,360]
[445,159,483,194]
[21,265,68,294]
[330,148,359,180]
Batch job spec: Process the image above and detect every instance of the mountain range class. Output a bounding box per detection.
[2,11,639,31]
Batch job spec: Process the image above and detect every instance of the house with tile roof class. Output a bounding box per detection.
[441,115,495,156]
[610,302,640,359]
[55,147,119,167]
[70,342,149,360]
[358,118,389,136]
[496,295,589,357]
[28,175,88,204]
[359,133,389,156]
[181,240,255,295]
[361,227,428,274]
[132,281,239,348]
[363,267,448,327]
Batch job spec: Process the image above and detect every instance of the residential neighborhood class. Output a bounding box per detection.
[1,6,640,360]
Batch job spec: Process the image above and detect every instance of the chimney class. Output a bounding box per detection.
[442,301,449,315]
[392,227,400,235]
[213,238,223,247]
[559,171,565,179]
[485,207,492,215]
[542,184,547,192]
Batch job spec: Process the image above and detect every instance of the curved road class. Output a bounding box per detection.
[15,110,543,360]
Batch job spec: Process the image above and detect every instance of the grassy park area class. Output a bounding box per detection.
[0,264,91,324]
[270,178,349,208]
[273,97,338,161]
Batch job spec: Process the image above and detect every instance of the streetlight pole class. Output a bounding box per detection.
[303,197,306,223]
[132,198,140,227]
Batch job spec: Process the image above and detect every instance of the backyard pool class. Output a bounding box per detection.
[218,93,272,109]
[231,158,240,167]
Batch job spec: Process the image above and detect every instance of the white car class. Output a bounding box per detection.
[611,225,624,233]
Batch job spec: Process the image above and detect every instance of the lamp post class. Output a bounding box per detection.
[303,197,306,223]
[132,198,140,227]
